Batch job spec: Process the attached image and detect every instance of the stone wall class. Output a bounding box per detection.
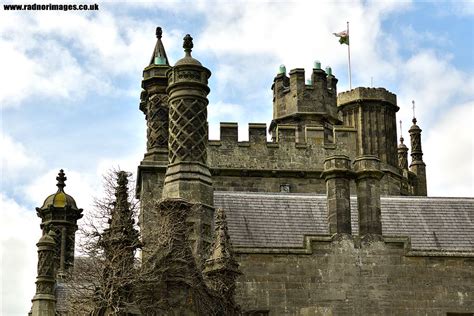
[235,236,474,315]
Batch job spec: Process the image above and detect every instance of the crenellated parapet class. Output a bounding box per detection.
[270,65,340,143]
[207,120,409,195]
[208,122,356,189]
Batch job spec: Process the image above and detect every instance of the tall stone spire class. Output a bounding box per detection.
[398,120,408,171]
[409,101,427,196]
[162,33,214,266]
[36,169,83,276]
[97,171,140,313]
[30,230,57,316]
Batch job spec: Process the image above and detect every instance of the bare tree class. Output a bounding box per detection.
[67,169,140,315]
[66,169,241,315]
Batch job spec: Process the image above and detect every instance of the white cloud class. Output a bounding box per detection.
[0,133,45,192]
[396,50,474,129]
[197,1,410,91]
[424,101,474,197]
[23,168,98,215]
[0,9,180,108]
[0,193,38,316]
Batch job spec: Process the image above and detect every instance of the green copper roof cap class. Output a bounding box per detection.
[40,169,78,210]
[175,34,202,66]
[149,26,169,66]
[325,66,332,76]
[278,64,286,74]
[314,60,321,69]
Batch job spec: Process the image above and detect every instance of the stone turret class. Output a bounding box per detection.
[36,169,83,277]
[338,87,399,168]
[270,63,340,143]
[30,231,57,316]
[409,108,427,196]
[162,34,214,265]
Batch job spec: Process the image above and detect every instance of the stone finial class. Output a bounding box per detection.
[183,34,193,56]
[156,26,162,39]
[56,169,66,191]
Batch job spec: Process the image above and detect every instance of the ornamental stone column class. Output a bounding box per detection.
[162,34,214,265]
[30,231,56,316]
[353,155,384,236]
[321,155,353,235]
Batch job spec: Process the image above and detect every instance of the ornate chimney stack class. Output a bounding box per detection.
[409,101,427,196]
[30,230,57,316]
[322,155,353,235]
[137,27,172,261]
[162,34,214,265]
[353,156,384,237]
[140,26,172,163]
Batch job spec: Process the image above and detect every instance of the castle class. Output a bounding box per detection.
[29,28,474,315]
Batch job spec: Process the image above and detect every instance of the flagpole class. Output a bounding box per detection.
[347,21,352,90]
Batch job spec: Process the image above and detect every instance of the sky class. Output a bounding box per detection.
[1,0,473,314]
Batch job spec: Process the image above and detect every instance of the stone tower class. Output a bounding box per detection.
[409,111,427,196]
[270,63,340,143]
[36,169,83,276]
[161,33,214,265]
[337,88,399,167]
[337,88,401,195]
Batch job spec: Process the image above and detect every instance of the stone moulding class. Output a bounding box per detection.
[233,234,474,258]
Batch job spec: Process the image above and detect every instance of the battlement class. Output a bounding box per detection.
[208,121,360,173]
[337,87,397,108]
[271,67,339,124]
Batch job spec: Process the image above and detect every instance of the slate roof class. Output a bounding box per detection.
[214,192,474,252]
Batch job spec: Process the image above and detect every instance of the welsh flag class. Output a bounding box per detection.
[334,30,349,45]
